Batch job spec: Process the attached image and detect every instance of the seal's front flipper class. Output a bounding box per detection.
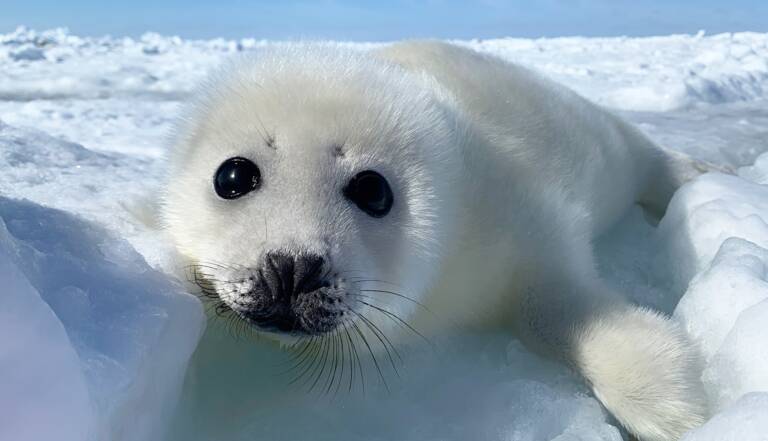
[571,306,708,441]
[516,271,708,441]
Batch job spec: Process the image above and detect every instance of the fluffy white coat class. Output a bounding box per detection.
[163,41,708,441]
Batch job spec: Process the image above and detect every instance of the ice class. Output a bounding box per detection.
[705,299,768,409]
[665,169,768,431]
[675,238,768,364]
[2,27,767,112]
[9,46,46,61]
[169,334,623,441]
[464,32,768,112]
[738,151,768,184]
[667,164,768,414]
[2,26,768,440]
[659,173,768,293]
[682,393,768,441]
[0,228,93,441]
[0,119,178,267]
[0,196,204,441]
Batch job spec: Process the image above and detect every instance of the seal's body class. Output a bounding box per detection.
[163,42,707,440]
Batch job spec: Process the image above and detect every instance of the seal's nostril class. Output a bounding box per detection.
[268,252,295,296]
[294,254,325,294]
[262,251,325,298]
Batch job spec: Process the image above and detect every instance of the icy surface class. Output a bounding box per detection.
[1,26,768,440]
[0,221,92,441]
[682,393,768,441]
[669,172,768,415]
[466,32,768,112]
[0,197,204,441]
[675,238,768,365]
[170,332,623,441]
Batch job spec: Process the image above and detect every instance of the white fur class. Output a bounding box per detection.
[162,41,708,440]
[574,307,707,441]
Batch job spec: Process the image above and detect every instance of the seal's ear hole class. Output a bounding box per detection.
[343,170,394,218]
[213,157,261,200]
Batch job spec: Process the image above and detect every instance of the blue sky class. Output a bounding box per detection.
[2,0,767,40]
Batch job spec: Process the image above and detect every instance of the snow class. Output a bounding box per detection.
[681,393,768,441]
[1,26,768,441]
[675,237,768,366]
[170,332,624,441]
[660,174,768,293]
[668,172,768,417]
[467,31,768,112]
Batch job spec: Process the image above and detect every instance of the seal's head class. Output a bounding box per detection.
[163,46,462,340]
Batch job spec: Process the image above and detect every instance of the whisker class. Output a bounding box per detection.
[342,322,364,395]
[349,278,402,288]
[279,338,316,375]
[289,334,323,386]
[324,330,341,395]
[332,328,346,398]
[307,334,332,394]
[358,288,433,313]
[351,321,389,392]
[351,297,436,349]
[349,308,402,377]
[285,336,312,359]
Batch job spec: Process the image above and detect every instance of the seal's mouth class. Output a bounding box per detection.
[187,256,433,393]
[236,277,349,335]
[189,251,351,336]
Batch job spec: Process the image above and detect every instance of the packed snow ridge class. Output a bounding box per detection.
[1,26,767,111]
[1,27,767,441]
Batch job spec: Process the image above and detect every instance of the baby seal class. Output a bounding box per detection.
[162,42,708,440]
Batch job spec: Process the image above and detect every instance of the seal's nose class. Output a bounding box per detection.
[240,251,338,334]
[263,251,325,299]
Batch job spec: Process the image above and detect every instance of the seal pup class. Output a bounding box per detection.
[162,42,709,441]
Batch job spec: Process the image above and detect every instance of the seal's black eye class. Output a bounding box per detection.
[213,157,261,200]
[343,170,393,218]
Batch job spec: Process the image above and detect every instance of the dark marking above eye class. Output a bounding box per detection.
[213,157,261,200]
[265,134,276,150]
[331,144,345,157]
